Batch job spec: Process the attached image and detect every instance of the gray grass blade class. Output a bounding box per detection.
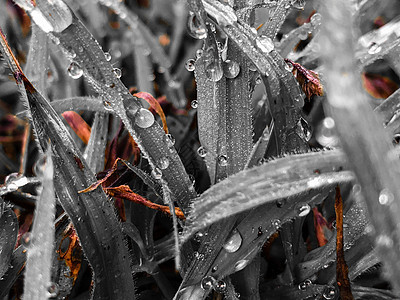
[51,97,107,114]
[0,208,18,278]
[320,0,400,294]
[0,246,27,298]
[22,147,56,300]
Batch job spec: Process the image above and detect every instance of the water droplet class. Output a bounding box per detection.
[196,49,204,59]
[5,173,19,184]
[298,279,312,290]
[104,52,112,61]
[255,76,262,85]
[234,259,249,272]
[256,36,274,53]
[158,157,170,170]
[298,30,309,40]
[223,231,242,253]
[378,189,394,205]
[47,282,59,298]
[195,231,204,240]
[211,265,218,272]
[166,134,175,145]
[21,232,32,247]
[352,184,362,195]
[206,61,223,82]
[188,12,207,40]
[295,203,311,217]
[185,59,196,72]
[296,117,312,141]
[257,226,263,237]
[214,280,226,293]
[135,108,155,128]
[322,285,336,299]
[332,220,337,229]
[368,43,382,55]
[103,100,113,111]
[217,155,228,166]
[113,68,122,78]
[197,146,207,158]
[67,62,83,79]
[316,117,338,147]
[292,0,305,10]
[191,100,198,109]
[271,219,281,230]
[310,13,322,26]
[201,276,215,290]
[285,62,293,72]
[151,167,162,180]
[223,60,240,79]
[276,199,284,208]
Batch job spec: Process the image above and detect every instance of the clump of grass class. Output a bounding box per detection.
[0,0,400,299]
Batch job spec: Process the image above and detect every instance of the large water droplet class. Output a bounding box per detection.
[201,276,216,290]
[104,52,112,62]
[158,157,170,170]
[368,43,382,55]
[214,280,227,293]
[223,60,240,79]
[191,100,198,109]
[68,62,83,79]
[378,189,394,205]
[256,36,274,53]
[217,155,228,166]
[135,108,155,128]
[188,12,207,40]
[316,117,338,147]
[197,146,208,158]
[223,231,242,253]
[322,285,336,299]
[310,13,322,26]
[113,68,122,78]
[206,61,223,82]
[234,259,249,272]
[185,59,196,72]
[295,203,311,217]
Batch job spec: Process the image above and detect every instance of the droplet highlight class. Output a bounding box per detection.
[223,60,240,79]
[135,108,155,128]
[67,62,83,79]
[223,231,242,253]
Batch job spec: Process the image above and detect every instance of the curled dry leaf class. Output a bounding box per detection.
[62,111,91,144]
[361,72,398,99]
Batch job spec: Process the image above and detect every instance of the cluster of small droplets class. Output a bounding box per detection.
[298,279,312,290]
[67,62,83,79]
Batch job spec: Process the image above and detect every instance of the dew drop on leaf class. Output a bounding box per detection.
[271,219,281,230]
[166,133,175,145]
[217,155,228,166]
[47,282,59,298]
[214,280,227,293]
[310,13,322,26]
[322,285,336,299]
[157,157,170,170]
[234,259,249,272]
[197,146,208,158]
[185,59,196,72]
[191,100,198,109]
[21,232,32,247]
[187,12,207,40]
[201,276,215,290]
[135,108,155,128]
[206,61,224,82]
[104,52,112,62]
[368,43,382,55]
[295,203,311,217]
[67,62,83,79]
[256,36,274,53]
[196,49,204,59]
[151,167,162,180]
[223,60,240,79]
[298,279,311,290]
[222,231,242,253]
[113,68,122,78]
[103,101,113,111]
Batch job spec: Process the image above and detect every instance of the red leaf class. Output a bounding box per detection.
[62,111,91,145]
[313,207,329,247]
[362,72,398,99]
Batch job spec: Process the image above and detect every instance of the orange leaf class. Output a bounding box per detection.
[285,59,324,100]
[335,186,354,300]
[133,92,169,134]
[57,224,82,284]
[313,207,329,247]
[105,185,185,220]
[79,158,121,193]
[362,72,398,99]
[62,111,91,145]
